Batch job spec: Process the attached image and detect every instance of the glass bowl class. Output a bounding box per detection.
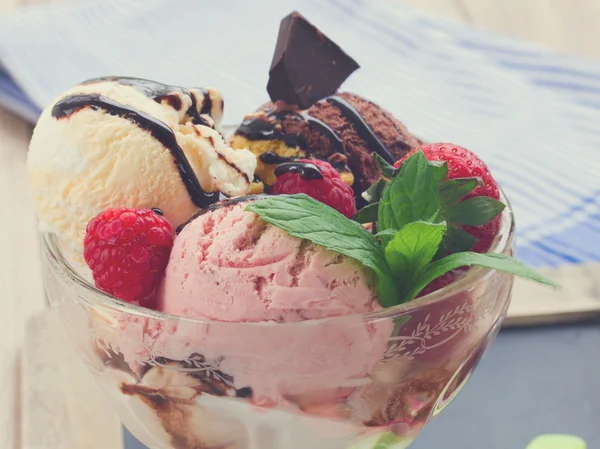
[41,197,514,449]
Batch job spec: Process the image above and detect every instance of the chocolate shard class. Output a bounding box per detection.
[267,11,360,109]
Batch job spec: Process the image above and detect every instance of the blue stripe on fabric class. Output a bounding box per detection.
[545,235,599,261]
[497,60,600,82]
[533,79,600,94]
[455,39,546,58]
[520,219,600,267]
[530,240,583,264]
[517,245,560,267]
[576,100,600,110]
[520,193,600,234]
[0,68,40,119]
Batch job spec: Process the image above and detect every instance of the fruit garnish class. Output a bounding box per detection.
[394,143,502,253]
[271,159,357,218]
[83,208,173,306]
[247,148,557,306]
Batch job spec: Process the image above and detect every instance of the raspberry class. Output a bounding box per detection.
[271,159,357,218]
[83,208,173,306]
[395,143,501,253]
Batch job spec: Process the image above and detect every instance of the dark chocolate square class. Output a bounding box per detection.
[267,11,360,109]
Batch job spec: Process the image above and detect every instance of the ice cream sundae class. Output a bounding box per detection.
[32,10,555,449]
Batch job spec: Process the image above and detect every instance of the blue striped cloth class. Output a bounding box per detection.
[0,0,598,268]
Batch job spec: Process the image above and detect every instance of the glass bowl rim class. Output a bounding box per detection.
[42,191,514,325]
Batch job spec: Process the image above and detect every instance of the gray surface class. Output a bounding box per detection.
[413,323,600,449]
[124,323,600,449]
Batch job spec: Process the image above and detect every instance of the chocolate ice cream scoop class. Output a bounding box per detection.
[230,92,422,195]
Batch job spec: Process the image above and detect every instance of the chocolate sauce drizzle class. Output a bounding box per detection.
[236,110,303,148]
[259,151,294,165]
[299,111,345,156]
[82,76,215,128]
[161,94,183,111]
[52,94,219,209]
[175,195,268,234]
[274,162,323,180]
[235,94,395,169]
[326,96,395,164]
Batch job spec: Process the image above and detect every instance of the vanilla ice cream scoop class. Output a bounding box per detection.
[28,77,256,253]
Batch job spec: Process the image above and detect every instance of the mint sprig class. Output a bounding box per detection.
[444,224,478,254]
[440,178,479,207]
[246,194,400,307]
[448,196,506,226]
[378,150,440,240]
[371,153,395,178]
[353,202,378,224]
[385,221,445,297]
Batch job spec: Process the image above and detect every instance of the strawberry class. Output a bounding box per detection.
[394,143,501,253]
[83,208,173,306]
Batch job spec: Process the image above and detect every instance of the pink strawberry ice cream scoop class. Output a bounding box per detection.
[153,197,393,405]
[158,198,381,322]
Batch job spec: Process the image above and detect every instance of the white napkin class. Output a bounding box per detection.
[1,0,599,268]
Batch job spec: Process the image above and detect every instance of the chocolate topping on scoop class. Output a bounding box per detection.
[267,11,359,108]
[233,93,421,194]
[52,94,220,209]
[274,161,323,180]
[83,76,216,129]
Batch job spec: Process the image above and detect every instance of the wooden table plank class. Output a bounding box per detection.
[0,0,56,441]
[402,0,600,58]
[0,109,46,449]
[23,312,122,449]
[507,264,600,326]
[463,0,600,58]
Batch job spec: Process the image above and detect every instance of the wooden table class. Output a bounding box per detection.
[0,1,599,448]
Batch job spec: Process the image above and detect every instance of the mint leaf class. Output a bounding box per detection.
[375,228,398,238]
[246,194,400,307]
[363,178,388,204]
[375,228,398,247]
[440,178,480,207]
[448,197,506,226]
[408,252,559,300]
[429,160,448,183]
[378,150,440,236]
[426,209,441,223]
[444,224,478,253]
[372,153,395,178]
[385,221,446,298]
[354,202,379,224]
